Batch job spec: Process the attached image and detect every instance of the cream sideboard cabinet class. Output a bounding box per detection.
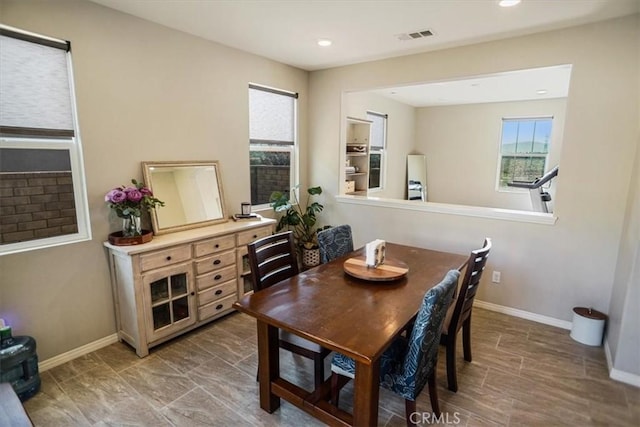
[104,218,275,357]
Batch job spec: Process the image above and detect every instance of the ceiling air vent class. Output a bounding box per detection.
[396,29,434,41]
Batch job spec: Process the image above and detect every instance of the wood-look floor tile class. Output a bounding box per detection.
[90,397,172,426]
[586,397,639,426]
[207,311,257,340]
[466,413,505,426]
[118,356,197,409]
[25,306,636,426]
[55,365,149,424]
[187,355,259,412]
[527,328,604,362]
[160,386,251,426]
[154,337,216,374]
[47,352,108,383]
[460,341,524,375]
[93,341,146,373]
[584,356,612,381]
[520,353,586,378]
[438,383,512,425]
[435,354,489,391]
[188,324,257,364]
[509,394,590,426]
[23,372,91,427]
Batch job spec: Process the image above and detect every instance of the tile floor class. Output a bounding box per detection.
[23,308,639,426]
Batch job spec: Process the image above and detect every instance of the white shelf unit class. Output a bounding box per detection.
[345,117,372,195]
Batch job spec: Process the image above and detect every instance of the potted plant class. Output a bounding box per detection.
[270,185,329,267]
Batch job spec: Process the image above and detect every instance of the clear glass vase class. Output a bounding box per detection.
[122,215,142,237]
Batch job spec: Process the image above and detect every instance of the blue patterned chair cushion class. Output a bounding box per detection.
[331,269,459,401]
[317,225,354,264]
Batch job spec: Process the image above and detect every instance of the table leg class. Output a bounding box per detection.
[353,359,380,427]
[257,320,280,413]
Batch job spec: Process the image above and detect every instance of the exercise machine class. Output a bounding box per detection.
[507,165,559,213]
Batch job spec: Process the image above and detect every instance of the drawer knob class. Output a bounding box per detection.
[214,274,222,280]
[213,259,221,265]
[166,256,172,261]
[190,292,195,296]
[216,304,223,310]
[215,289,223,295]
[253,234,258,239]
[215,244,220,248]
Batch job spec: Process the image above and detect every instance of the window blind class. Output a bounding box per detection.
[249,85,297,145]
[367,111,387,149]
[0,28,74,137]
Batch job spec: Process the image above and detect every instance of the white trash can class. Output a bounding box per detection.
[570,307,606,346]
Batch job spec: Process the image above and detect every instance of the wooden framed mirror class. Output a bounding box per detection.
[142,161,227,235]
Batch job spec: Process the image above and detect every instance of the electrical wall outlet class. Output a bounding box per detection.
[492,271,501,283]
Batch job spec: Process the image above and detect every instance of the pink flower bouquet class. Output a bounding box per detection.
[105,179,164,219]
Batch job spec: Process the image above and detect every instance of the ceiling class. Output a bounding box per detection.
[366,64,573,107]
[88,0,639,71]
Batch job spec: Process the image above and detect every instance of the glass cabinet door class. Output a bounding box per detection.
[143,264,195,342]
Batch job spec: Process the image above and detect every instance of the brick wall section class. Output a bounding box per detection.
[0,172,78,244]
[250,165,290,205]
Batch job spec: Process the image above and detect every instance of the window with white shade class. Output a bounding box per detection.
[248,84,297,206]
[367,111,387,190]
[0,25,90,255]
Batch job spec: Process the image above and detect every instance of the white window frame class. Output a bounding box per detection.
[495,116,553,193]
[0,26,91,256]
[248,83,298,209]
[366,111,387,192]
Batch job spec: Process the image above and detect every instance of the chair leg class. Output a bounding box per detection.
[445,335,458,393]
[428,371,441,417]
[313,354,324,389]
[404,399,417,427]
[462,318,472,362]
[330,372,340,407]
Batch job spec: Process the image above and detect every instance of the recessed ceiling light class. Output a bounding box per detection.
[536,89,548,95]
[498,0,521,7]
[317,39,332,47]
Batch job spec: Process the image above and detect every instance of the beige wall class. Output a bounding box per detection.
[0,0,308,360]
[309,13,639,375]
[416,98,566,210]
[608,124,640,375]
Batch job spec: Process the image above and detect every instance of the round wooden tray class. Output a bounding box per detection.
[343,256,409,282]
[108,230,153,246]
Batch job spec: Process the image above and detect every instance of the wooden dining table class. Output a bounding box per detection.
[233,242,468,427]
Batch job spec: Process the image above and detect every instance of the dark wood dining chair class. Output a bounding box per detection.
[247,231,331,388]
[440,238,492,392]
[317,224,354,264]
[330,270,460,426]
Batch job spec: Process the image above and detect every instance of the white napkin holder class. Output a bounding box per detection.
[365,239,386,268]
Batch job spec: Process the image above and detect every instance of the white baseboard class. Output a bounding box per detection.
[609,367,640,388]
[38,334,119,372]
[474,300,573,330]
[604,338,640,388]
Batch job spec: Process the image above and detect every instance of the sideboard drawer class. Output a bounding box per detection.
[199,295,236,321]
[139,246,191,272]
[193,234,236,258]
[198,280,236,306]
[194,250,236,275]
[237,226,272,247]
[196,265,237,290]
